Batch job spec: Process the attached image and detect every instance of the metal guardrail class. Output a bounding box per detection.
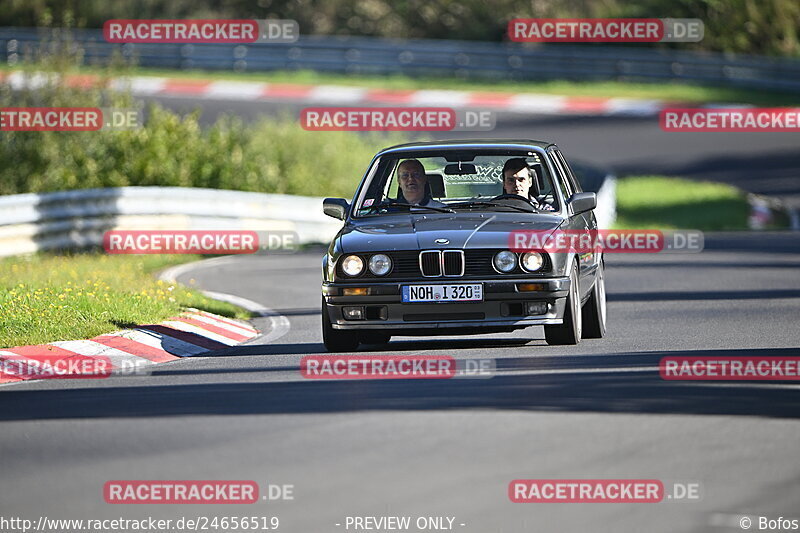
[0,187,344,257]
[571,162,616,230]
[0,168,616,258]
[2,27,800,92]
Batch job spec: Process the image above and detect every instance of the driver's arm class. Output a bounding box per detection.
[532,197,555,211]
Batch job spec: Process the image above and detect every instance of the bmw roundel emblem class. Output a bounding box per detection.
[434,238,450,245]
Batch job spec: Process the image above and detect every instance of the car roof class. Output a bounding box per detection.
[377,139,555,156]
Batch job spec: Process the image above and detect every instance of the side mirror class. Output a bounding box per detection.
[323,198,350,220]
[568,192,597,215]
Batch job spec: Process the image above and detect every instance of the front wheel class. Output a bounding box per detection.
[322,298,360,352]
[581,261,607,339]
[544,261,582,345]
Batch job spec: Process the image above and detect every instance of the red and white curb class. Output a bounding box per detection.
[1,71,682,117]
[0,308,259,385]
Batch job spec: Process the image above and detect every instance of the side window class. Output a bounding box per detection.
[548,149,573,202]
[384,159,400,200]
[555,150,582,193]
[355,158,395,215]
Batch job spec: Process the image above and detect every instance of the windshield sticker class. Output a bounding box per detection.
[445,164,502,184]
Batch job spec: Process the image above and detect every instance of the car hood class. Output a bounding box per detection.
[339,212,563,253]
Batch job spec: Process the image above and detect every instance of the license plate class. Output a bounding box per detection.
[402,284,483,303]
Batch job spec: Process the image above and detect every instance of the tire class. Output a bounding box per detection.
[322,298,360,352]
[359,331,392,345]
[544,261,582,345]
[581,261,607,339]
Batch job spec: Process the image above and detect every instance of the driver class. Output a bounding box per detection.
[396,159,445,207]
[500,158,554,211]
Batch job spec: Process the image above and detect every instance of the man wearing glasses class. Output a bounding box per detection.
[396,159,446,207]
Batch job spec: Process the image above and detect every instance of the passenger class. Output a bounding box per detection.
[396,159,446,207]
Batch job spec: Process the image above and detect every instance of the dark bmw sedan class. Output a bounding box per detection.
[321,140,607,352]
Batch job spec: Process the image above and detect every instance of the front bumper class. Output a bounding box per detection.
[323,277,570,331]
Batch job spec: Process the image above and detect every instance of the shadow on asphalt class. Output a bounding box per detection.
[267,308,320,317]
[609,289,800,301]
[609,261,800,269]
[203,337,533,357]
[4,347,799,421]
[701,233,800,254]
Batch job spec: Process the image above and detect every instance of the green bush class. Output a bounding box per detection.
[0,99,404,199]
[0,106,402,198]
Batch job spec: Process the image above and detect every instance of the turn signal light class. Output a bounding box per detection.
[343,287,369,296]
[517,283,547,292]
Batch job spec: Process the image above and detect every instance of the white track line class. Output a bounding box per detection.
[202,290,290,344]
[160,258,291,344]
[158,256,243,284]
[206,80,265,100]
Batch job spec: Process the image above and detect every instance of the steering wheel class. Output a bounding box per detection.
[489,194,536,212]
[491,193,530,202]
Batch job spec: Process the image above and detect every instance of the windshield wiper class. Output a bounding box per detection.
[391,202,454,213]
[449,201,532,213]
[362,200,454,214]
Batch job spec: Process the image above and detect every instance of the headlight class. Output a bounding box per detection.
[341,255,364,276]
[493,251,517,273]
[521,252,544,272]
[368,254,392,276]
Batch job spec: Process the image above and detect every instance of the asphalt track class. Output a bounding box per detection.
[2,94,800,533]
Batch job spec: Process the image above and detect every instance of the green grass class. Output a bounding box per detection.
[3,64,799,106]
[614,176,751,231]
[0,253,250,348]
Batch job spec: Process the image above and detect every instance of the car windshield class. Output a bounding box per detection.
[354,150,560,217]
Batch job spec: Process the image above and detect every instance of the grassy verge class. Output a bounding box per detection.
[3,64,799,107]
[614,176,751,231]
[0,253,250,348]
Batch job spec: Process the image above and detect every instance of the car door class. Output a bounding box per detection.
[547,147,597,300]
